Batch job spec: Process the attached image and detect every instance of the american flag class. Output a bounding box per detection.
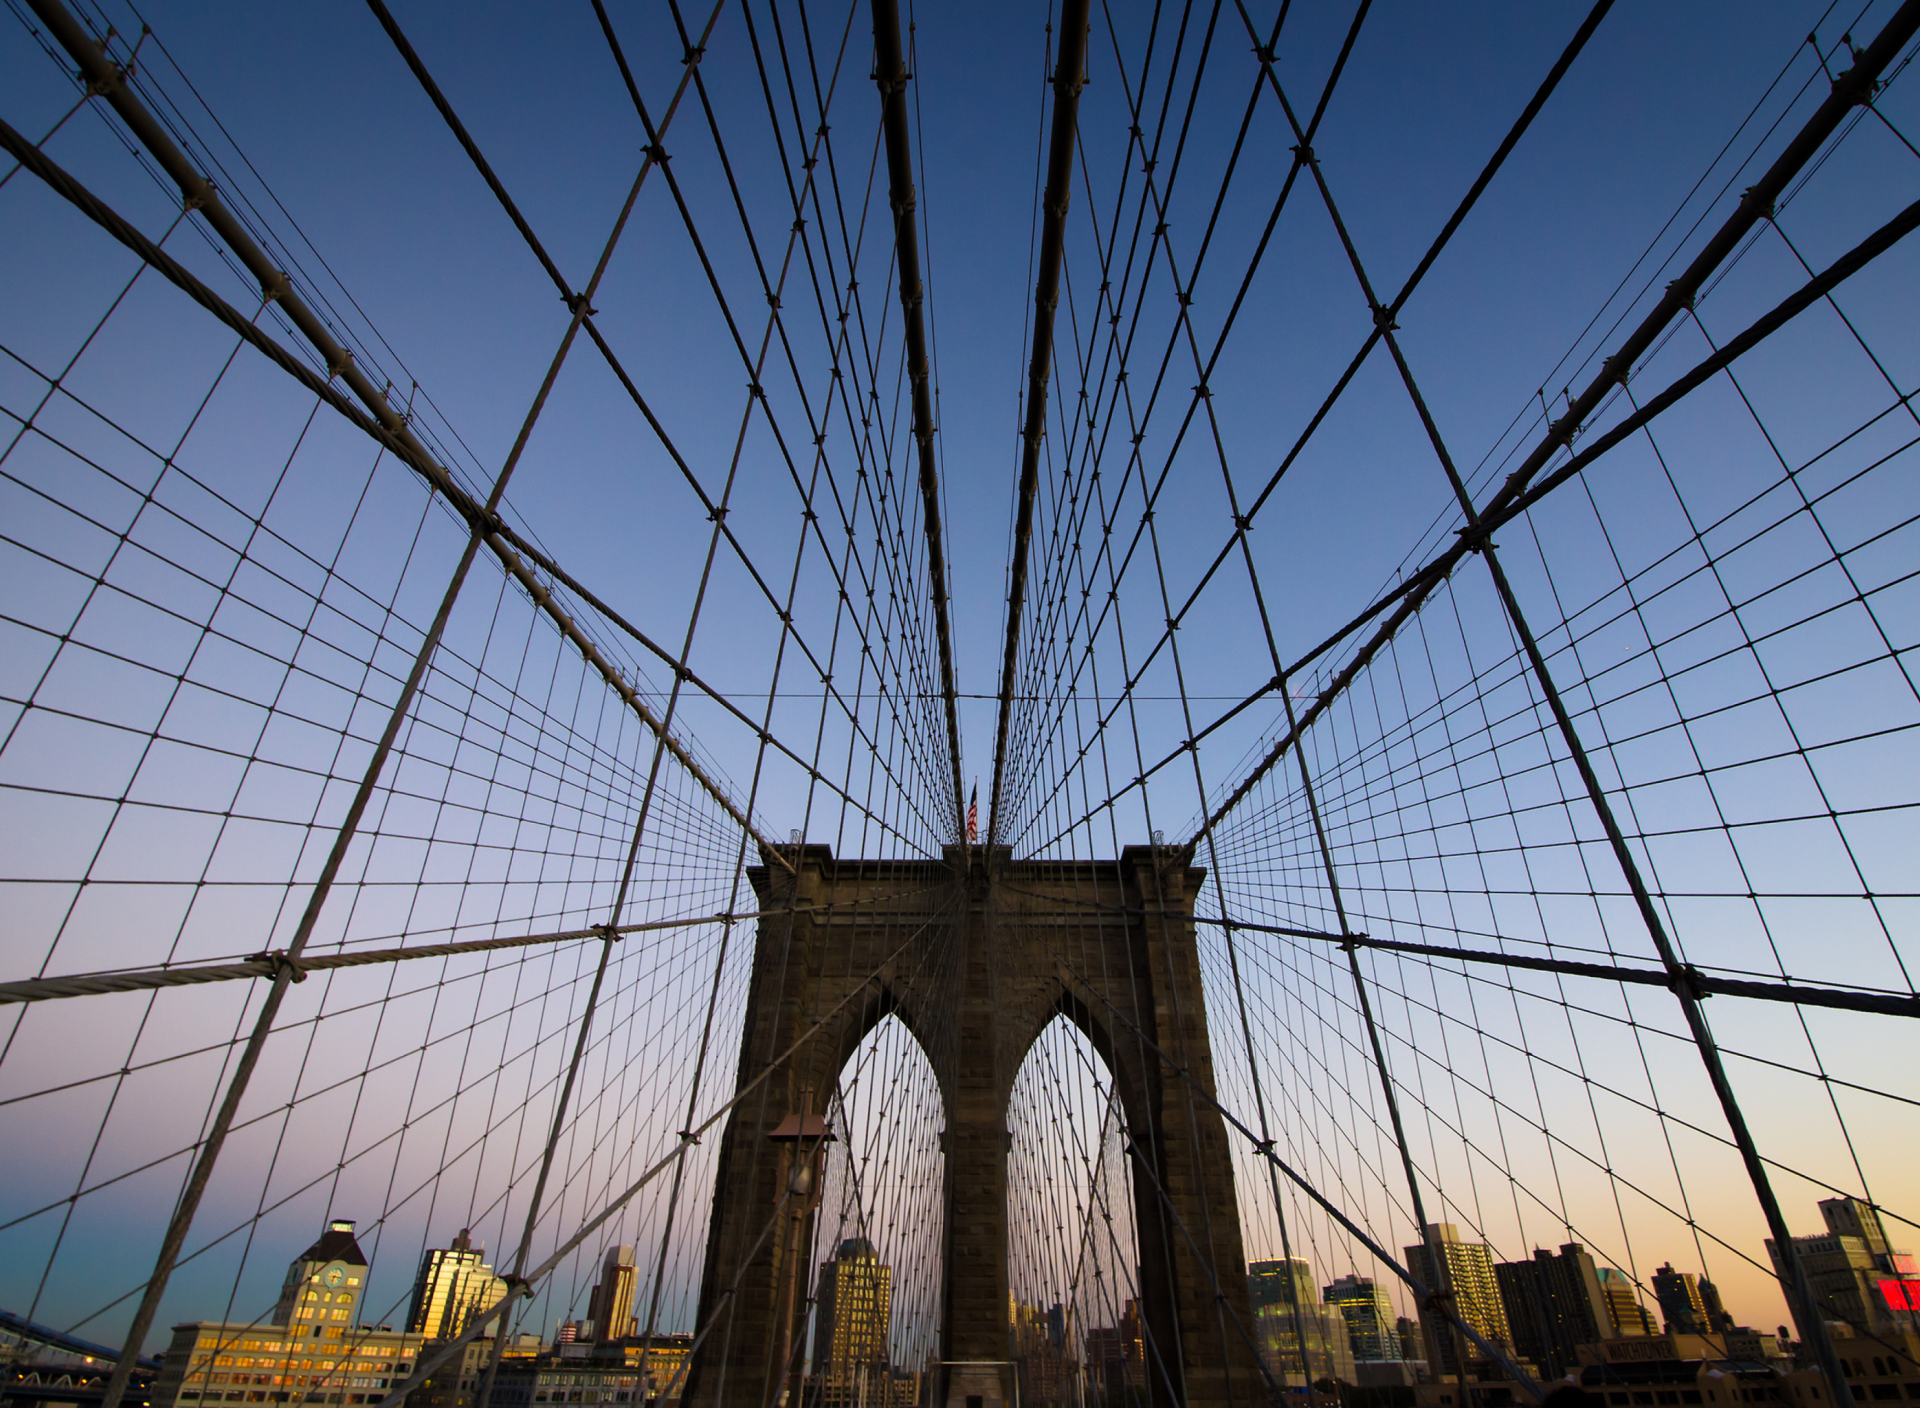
[966,784,978,844]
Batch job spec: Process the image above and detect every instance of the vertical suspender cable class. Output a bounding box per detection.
[987,0,1092,847]
[871,0,967,842]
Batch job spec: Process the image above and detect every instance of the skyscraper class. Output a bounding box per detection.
[587,1245,637,1342]
[813,1238,892,1408]
[1493,1244,1612,1377]
[1595,1268,1657,1337]
[273,1219,368,1338]
[1247,1260,1356,1386]
[409,1229,510,1341]
[1323,1275,1398,1361]
[1650,1264,1708,1335]
[1403,1225,1512,1378]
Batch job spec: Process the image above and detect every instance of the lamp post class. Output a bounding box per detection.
[769,1089,833,1408]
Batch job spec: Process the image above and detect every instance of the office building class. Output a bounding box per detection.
[1403,1226,1512,1379]
[1010,1297,1074,1407]
[408,1230,510,1341]
[586,1247,638,1344]
[1493,1243,1613,1377]
[812,1239,892,1408]
[1248,1260,1356,1386]
[272,1220,368,1337]
[1323,1275,1398,1362]
[487,1336,693,1408]
[1395,1316,1421,1363]
[1085,1299,1147,1402]
[1594,1268,1657,1338]
[151,1219,481,1408]
[1650,1263,1708,1335]
[1765,1195,1920,1335]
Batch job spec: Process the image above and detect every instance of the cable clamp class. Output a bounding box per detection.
[1371,304,1399,333]
[644,143,670,164]
[1673,965,1711,1002]
[678,1129,701,1146]
[326,347,354,381]
[564,292,597,317]
[1290,143,1315,165]
[261,270,292,304]
[596,923,619,943]
[681,44,706,66]
[1234,515,1253,532]
[1254,43,1277,65]
[252,950,308,984]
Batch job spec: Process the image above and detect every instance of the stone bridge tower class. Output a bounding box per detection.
[680,844,1262,1408]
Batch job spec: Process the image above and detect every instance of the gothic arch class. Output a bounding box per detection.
[683,844,1261,1408]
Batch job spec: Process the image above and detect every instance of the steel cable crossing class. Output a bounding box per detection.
[3,5,1919,1408]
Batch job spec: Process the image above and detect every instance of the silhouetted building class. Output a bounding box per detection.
[1650,1264,1707,1335]
[1085,1301,1147,1399]
[1696,1279,1733,1333]
[813,1239,892,1408]
[1324,1275,1398,1361]
[409,1229,509,1340]
[1248,1260,1356,1386]
[1494,1243,1612,1377]
[1404,1226,1512,1379]
[1395,1316,1421,1363]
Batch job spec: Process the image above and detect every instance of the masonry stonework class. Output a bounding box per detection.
[681,844,1261,1408]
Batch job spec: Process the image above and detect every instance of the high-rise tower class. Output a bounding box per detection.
[407,1229,509,1340]
[1404,1225,1512,1378]
[587,1245,638,1342]
[813,1238,893,1408]
[1323,1274,1398,1362]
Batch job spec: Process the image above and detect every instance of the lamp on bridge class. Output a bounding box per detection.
[768,1090,834,1408]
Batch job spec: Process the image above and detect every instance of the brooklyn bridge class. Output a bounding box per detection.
[1,4,1916,1408]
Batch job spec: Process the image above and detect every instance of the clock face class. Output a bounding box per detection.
[324,1267,344,1288]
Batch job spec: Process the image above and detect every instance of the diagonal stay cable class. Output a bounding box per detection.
[0,113,788,874]
[1035,930,1549,1402]
[1190,0,1920,844]
[362,889,962,1408]
[1193,187,1920,845]
[369,0,946,846]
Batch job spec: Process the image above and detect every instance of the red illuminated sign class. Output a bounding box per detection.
[1878,1279,1920,1312]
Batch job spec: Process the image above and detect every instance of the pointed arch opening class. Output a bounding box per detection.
[1005,1012,1154,1408]
[805,1012,945,1404]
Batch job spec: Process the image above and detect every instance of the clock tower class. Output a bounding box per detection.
[273,1218,369,1339]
